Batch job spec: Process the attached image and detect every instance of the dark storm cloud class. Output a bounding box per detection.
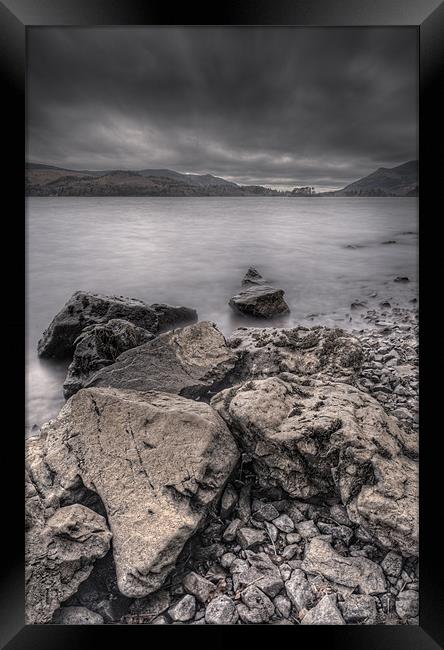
[27,27,417,190]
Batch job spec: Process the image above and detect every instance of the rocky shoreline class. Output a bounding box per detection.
[25,283,418,626]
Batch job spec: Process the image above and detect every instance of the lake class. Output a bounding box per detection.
[26,196,418,432]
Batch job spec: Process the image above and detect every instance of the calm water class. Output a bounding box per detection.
[26,197,418,432]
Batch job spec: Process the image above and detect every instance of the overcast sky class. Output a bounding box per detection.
[27,27,418,191]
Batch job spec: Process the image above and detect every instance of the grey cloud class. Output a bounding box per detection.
[27,27,417,190]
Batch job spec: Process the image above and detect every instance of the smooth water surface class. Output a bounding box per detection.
[26,197,418,431]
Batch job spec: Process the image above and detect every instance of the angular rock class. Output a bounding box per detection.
[86,321,237,400]
[285,569,316,613]
[242,267,267,286]
[274,595,292,619]
[128,588,171,621]
[52,606,104,625]
[395,590,419,619]
[150,303,197,331]
[168,595,196,622]
[183,572,216,603]
[302,538,386,595]
[273,514,294,533]
[252,500,280,522]
[301,594,345,625]
[229,285,290,319]
[151,615,169,624]
[63,319,155,398]
[282,544,300,561]
[238,585,275,623]
[38,291,159,358]
[241,552,284,597]
[381,551,403,578]
[339,594,377,624]
[294,520,318,539]
[264,522,279,543]
[237,527,266,549]
[223,519,242,543]
[37,387,239,598]
[25,492,111,624]
[205,595,239,625]
[212,375,418,555]
[227,325,364,381]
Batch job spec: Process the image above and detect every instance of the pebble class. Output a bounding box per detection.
[395,591,419,619]
[237,527,267,549]
[168,595,196,622]
[205,596,239,625]
[182,572,215,603]
[273,514,295,533]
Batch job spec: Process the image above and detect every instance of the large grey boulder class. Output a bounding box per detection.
[39,387,239,598]
[25,476,111,626]
[211,374,418,556]
[228,325,364,381]
[63,319,155,398]
[229,285,290,319]
[85,321,237,400]
[302,538,386,595]
[38,291,159,358]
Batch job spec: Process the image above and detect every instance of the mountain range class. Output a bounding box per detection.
[25,160,418,197]
[321,160,418,197]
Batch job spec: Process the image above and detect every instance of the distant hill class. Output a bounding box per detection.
[25,160,418,197]
[322,161,418,197]
[25,162,278,197]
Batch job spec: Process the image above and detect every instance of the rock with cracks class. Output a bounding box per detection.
[302,538,386,595]
[212,374,418,556]
[227,326,364,381]
[63,319,155,398]
[85,321,237,400]
[37,387,239,598]
[38,291,159,358]
[25,475,111,625]
[229,285,290,319]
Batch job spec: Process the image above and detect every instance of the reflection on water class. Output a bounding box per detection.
[26,196,418,431]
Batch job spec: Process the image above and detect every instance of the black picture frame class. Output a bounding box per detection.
[2,1,443,647]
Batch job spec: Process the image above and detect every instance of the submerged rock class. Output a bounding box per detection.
[38,291,159,358]
[63,319,155,398]
[241,267,267,286]
[38,387,239,598]
[85,321,237,400]
[212,374,418,555]
[229,285,290,319]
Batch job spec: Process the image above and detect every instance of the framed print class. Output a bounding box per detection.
[1,0,443,647]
